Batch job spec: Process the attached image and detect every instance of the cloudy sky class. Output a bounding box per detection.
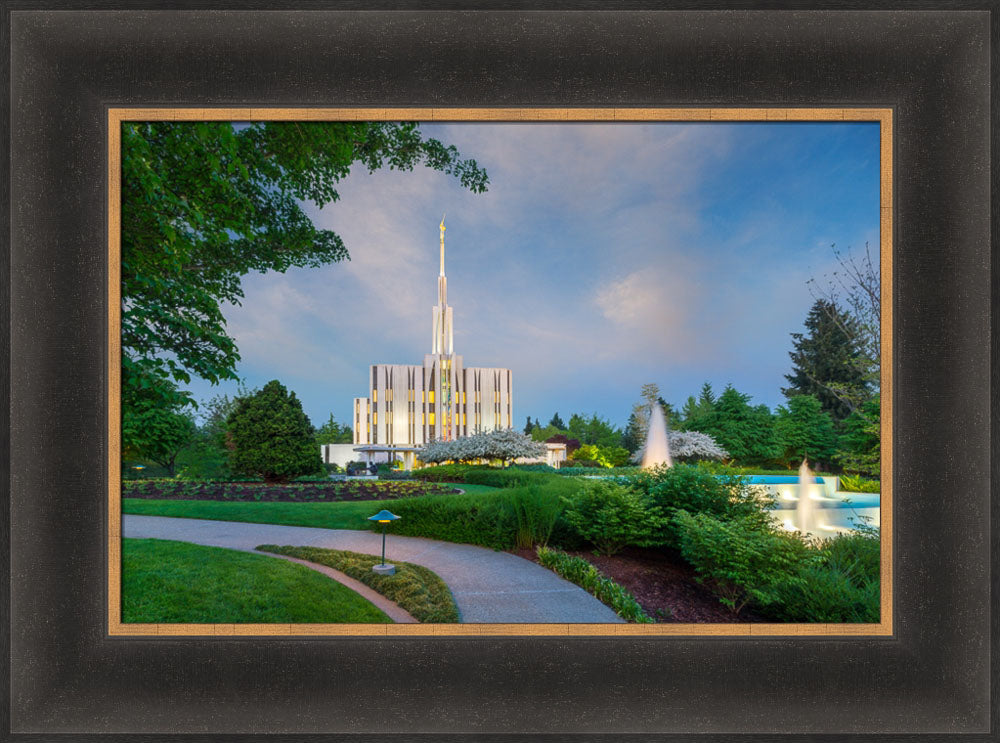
[185,121,880,430]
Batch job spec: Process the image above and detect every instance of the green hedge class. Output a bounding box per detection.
[536,547,653,623]
[384,477,583,550]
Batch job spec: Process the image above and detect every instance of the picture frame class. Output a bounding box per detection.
[5,4,993,739]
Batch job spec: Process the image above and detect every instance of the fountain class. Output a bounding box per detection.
[795,458,818,534]
[641,404,673,469]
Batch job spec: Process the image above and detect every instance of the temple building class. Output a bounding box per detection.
[339,219,513,469]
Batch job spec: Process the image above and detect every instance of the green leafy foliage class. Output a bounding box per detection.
[774,394,837,468]
[560,481,667,555]
[630,464,773,544]
[257,545,459,623]
[536,547,653,623]
[501,485,565,549]
[838,397,881,477]
[839,474,881,493]
[225,380,322,483]
[672,511,810,615]
[315,413,353,445]
[687,385,780,466]
[121,387,197,476]
[762,530,880,622]
[121,120,487,432]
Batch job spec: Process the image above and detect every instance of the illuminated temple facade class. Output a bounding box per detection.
[350,219,513,465]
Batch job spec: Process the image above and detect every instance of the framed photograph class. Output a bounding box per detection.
[6,5,993,739]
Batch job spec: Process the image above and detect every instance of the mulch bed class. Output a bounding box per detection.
[516,546,767,623]
[122,480,459,503]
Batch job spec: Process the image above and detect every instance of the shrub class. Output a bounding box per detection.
[631,464,772,544]
[512,463,557,473]
[555,466,642,477]
[673,510,808,615]
[502,484,564,549]
[225,380,322,483]
[412,464,476,482]
[536,547,653,623]
[381,490,515,549]
[839,474,881,494]
[561,480,667,555]
[763,563,880,623]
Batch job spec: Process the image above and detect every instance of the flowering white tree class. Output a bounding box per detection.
[631,429,728,463]
[417,428,546,467]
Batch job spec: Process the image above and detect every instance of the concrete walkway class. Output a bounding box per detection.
[123,515,624,623]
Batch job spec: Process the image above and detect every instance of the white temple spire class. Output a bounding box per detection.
[432,217,454,355]
[439,215,446,276]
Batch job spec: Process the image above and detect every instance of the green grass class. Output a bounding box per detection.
[257,545,460,623]
[123,498,383,530]
[122,538,391,623]
[123,482,496,530]
[448,482,499,495]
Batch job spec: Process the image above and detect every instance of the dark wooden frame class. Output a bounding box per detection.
[4,4,994,739]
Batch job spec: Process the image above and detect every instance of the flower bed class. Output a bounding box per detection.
[122,480,459,503]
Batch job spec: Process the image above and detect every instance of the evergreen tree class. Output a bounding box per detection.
[315,413,353,445]
[774,394,837,468]
[696,385,779,466]
[783,299,869,422]
[838,397,881,477]
[621,411,643,453]
[226,380,322,483]
[548,412,566,430]
[680,382,717,432]
[523,416,535,435]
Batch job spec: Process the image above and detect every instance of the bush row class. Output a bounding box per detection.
[536,547,653,623]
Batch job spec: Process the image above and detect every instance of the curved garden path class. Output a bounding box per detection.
[122,515,624,623]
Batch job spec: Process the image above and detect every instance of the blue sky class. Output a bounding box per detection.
[185,122,880,430]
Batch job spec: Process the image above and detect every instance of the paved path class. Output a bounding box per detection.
[123,515,624,623]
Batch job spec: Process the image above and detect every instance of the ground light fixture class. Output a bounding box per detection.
[368,509,400,575]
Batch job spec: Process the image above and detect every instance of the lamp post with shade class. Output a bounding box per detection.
[368,509,400,575]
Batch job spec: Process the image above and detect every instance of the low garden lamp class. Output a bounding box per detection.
[368,509,400,575]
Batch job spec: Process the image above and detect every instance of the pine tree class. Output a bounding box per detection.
[548,412,566,430]
[523,416,535,435]
[783,299,870,422]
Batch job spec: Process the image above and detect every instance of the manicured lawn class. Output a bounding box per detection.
[122,538,391,623]
[123,498,385,530]
[258,545,459,623]
[122,482,497,530]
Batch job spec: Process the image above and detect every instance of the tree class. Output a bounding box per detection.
[417,429,546,466]
[680,382,717,431]
[622,383,670,454]
[807,242,881,399]
[783,299,870,422]
[568,412,622,448]
[315,413,353,445]
[121,121,489,422]
[122,396,197,477]
[523,416,535,435]
[838,397,881,477]
[692,385,779,466]
[547,412,566,430]
[225,380,322,483]
[774,394,837,468]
